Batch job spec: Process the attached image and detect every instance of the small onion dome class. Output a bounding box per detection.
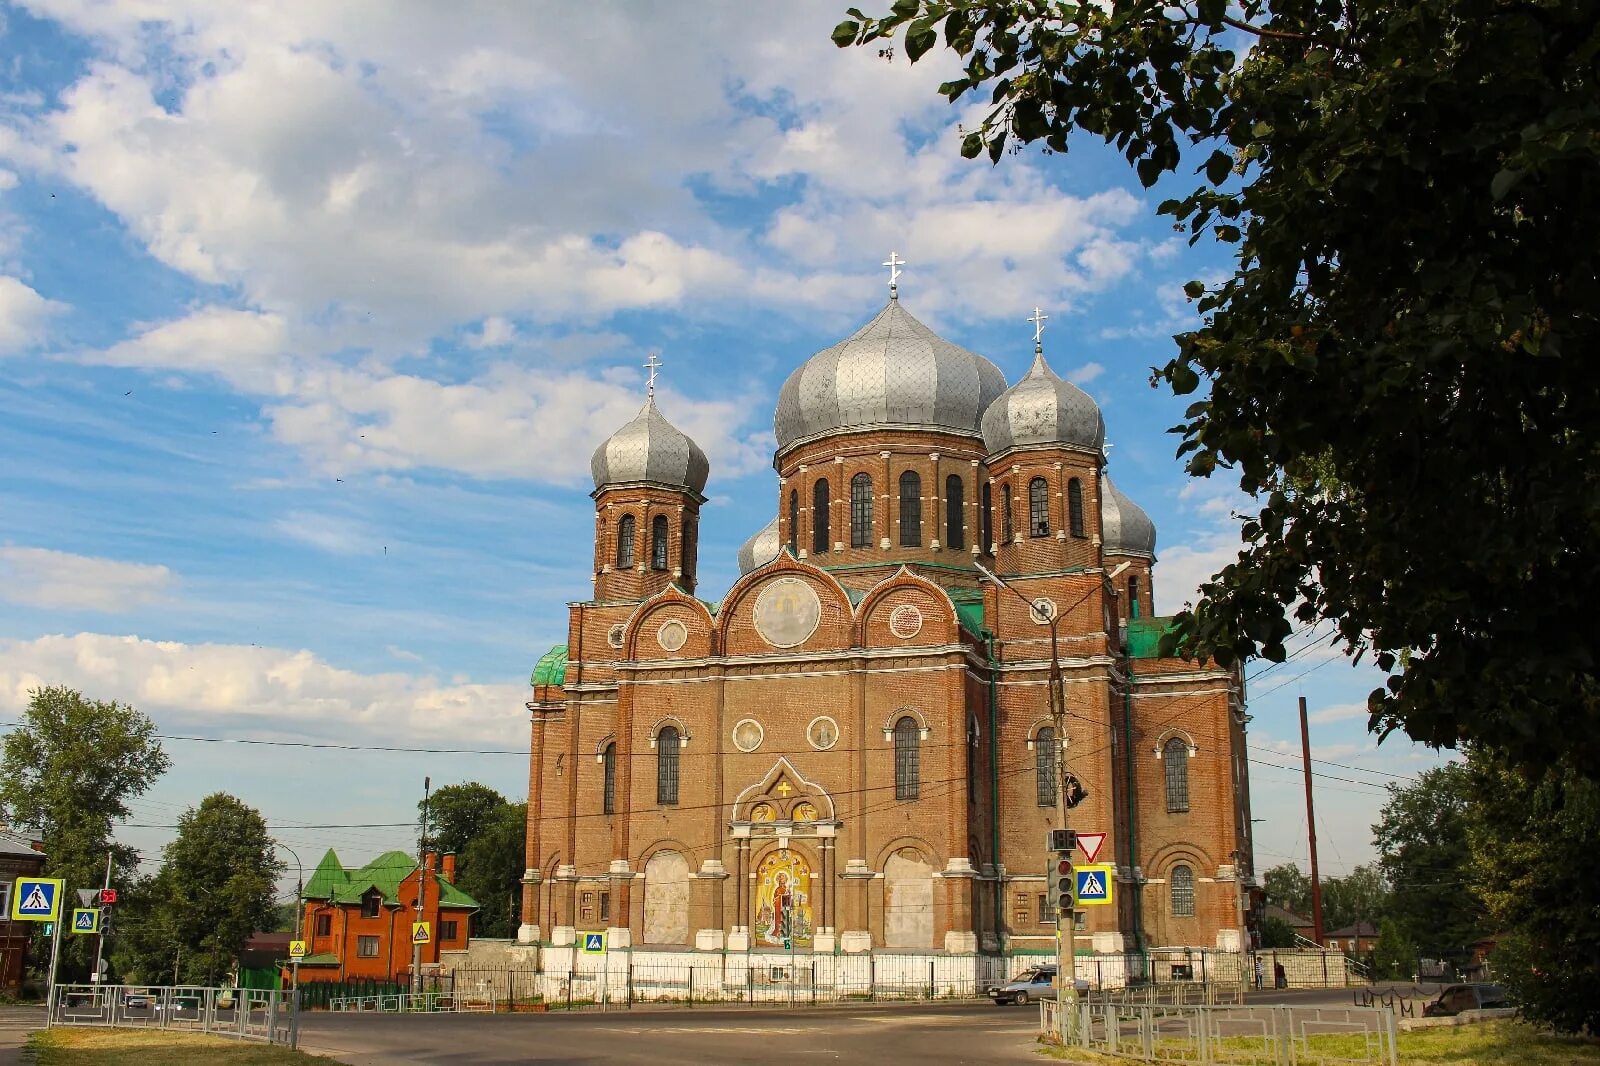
[773,300,1007,452]
[1101,474,1157,559]
[590,396,710,495]
[981,349,1105,456]
[736,516,781,575]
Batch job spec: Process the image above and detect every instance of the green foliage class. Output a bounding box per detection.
[1372,918,1415,980]
[0,686,168,980]
[1262,863,1310,915]
[836,0,1600,773]
[422,782,506,860]
[1258,916,1297,949]
[1373,762,1486,958]
[458,802,527,939]
[1320,864,1390,934]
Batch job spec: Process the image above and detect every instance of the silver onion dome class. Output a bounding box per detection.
[773,300,1007,453]
[980,349,1105,456]
[1101,474,1157,559]
[590,397,710,495]
[736,516,781,575]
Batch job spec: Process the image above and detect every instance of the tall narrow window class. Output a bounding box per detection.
[657,726,681,806]
[602,743,617,815]
[898,470,921,547]
[1128,575,1141,619]
[1001,484,1014,542]
[894,716,920,800]
[850,473,873,548]
[1029,477,1050,537]
[1068,478,1085,537]
[966,717,978,801]
[945,475,965,550]
[616,515,636,568]
[651,514,669,570]
[1035,727,1058,807]
[1171,864,1195,917]
[788,489,799,554]
[1164,737,1190,812]
[812,479,830,554]
[981,482,993,554]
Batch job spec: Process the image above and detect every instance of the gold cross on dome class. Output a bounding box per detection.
[1029,307,1049,345]
[883,251,906,297]
[643,351,663,399]
[775,779,794,797]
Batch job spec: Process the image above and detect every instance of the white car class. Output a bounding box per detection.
[987,966,1090,1006]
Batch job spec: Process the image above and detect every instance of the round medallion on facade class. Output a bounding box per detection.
[607,623,626,649]
[887,603,924,639]
[732,718,765,753]
[1029,597,1058,625]
[807,716,840,751]
[753,577,822,648]
[656,619,688,652]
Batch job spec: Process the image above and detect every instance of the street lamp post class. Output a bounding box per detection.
[275,843,303,994]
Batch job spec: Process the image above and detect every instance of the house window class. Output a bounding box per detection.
[893,716,920,800]
[1074,910,1088,932]
[1013,892,1031,925]
[440,920,458,940]
[1037,894,1051,926]
[1029,477,1050,537]
[315,914,331,937]
[1068,478,1085,537]
[981,482,993,554]
[945,475,965,550]
[361,891,381,919]
[788,489,798,554]
[898,470,921,546]
[850,473,873,548]
[1128,575,1141,619]
[812,479,830,554]
[602,742,617,815]
[651,515,669,570]
[1164,737,1191,812]
[1035,727,1058,807]
[657,726,681,806]
[599,892,611,923]
[357,935,380,958]
[1001,484,1014,542]
[1171,865,1195,917]
[616,514,636,568]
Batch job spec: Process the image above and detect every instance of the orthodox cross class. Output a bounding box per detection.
[643,351,663,399]
[1029,307,1049,348]
[775,779,794,797]
[883,251,905,298]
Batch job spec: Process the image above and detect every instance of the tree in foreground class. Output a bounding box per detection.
[421,782,506,860]
[1261,863,1311,918]
[420,782,526,938]
[833,0,1600,773]
[1372,763,1486,960]
[0,686,169,979]
[1371,919,1416,982]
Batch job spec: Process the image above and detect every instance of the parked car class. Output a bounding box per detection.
[1422,983,1512,1017]
[987,966,1090,1006]
[121,988,154,1010]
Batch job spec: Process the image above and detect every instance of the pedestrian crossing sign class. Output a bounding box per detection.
[71,908,100,934]
[289,940,307,959]
[581,931,605,954]
[10,876,63,922]
[412,922,431,945]
[1074,864,1114,907]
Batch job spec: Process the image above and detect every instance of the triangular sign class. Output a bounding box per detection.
[20,885,49,912]
[1078,832,1107,864]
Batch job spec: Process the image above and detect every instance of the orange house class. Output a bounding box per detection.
[292,849,477,983]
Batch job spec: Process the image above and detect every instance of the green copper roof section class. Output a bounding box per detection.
[296,953,340,966]
[325,850,480,910]
[303,848,349,901]
[531,645,568,688]
[954,602,986,637]
[1127,616,1180,659]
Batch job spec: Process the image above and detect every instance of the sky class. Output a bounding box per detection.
[0,1,1449,898]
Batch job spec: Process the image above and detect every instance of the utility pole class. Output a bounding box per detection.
[1299,696,1325,945]
[413,776,431,996]
[93,853,113,985]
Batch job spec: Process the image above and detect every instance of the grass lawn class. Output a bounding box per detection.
[1039,1020,1600,1064]
[27,1027,344,1064]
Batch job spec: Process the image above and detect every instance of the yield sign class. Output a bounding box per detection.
[1077,832,1107,864]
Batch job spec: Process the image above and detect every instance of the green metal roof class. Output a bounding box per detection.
[531,645,568,688]
[946,586,987,638]
[306,848,479,910]
[304,848,349,901]
[295,953,340,966]
[1127,616,1179,659]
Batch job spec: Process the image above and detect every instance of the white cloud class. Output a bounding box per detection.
[0,547,175,612]
[0,632,525,744]
[1308,702,1372,726]
[465,316,516,350]
[0,275,65,352]
[1067,362,1105,386]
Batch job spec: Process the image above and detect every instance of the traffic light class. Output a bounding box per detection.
[98,908,113,936]
[1054,857,1075,913]
[1048,829,1078,854]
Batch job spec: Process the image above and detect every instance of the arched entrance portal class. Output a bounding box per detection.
[642,850,690,945]
[753,849,814,948]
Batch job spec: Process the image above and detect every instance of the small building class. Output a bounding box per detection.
[0,829,47,994]
[292,849,478,983]
[1262,903,1314,944]
[1322,921,1379,957]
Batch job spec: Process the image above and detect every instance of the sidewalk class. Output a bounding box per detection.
[0,1005,46,1065]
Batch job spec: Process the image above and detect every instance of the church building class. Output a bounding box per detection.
[520,268,1256,966]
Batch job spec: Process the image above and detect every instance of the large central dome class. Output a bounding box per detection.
[773,300,1007,454]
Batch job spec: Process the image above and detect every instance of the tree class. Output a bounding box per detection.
[422,783,506,861]
[0,686,169,979]
[1261,863,1310,917]
[834,0,1600,774]
[1320,864,1390,934]
[1372,763,1485,958]
[1371,919,1415,981]
[458,802,527,939]
[1258,916,1297,950]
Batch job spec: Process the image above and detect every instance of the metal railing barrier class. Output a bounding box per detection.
[48,984,298,1049]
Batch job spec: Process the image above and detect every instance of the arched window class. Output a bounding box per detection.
[1001,484,1014,542]
[657,726,681,806]
[1128,575,1141,619]
[788,489,799,554]
[850,473,874,548]
[981,482,993,554]
[602,743,617,815]
[651,514,669,570]
[945,475,965,550]
[1164,737,1190,812]
[1068,478,1085,537]
[899,470,921,547]
[894,716,920,800]
[812,479,830,555]
[1029,477,1050,537]
[966,717,977,801]
[1035,727,1058,807]
[616,515,636,568]
[1171,864,1195,917]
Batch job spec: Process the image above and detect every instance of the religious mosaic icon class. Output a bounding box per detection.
[732,719,764,753]
[887,603,923,639]
[807,716,839,751]
[754,849,813,948]
[1029,597,1058,625]
[750,802,776,822]
[753,577,821,648]
[607,623,626,649]
[656,619,688,652]
[792,801,818,822]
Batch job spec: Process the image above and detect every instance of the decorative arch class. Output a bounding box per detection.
[731,757,838,823]
[592,733,618,760]
[647,716,691,747]
[856,566,961,646]
[1025,719,1063,747]
[880,705,931,739]
[715,553,854,653]
[621,584,717,659]
[1152,727,1200,755]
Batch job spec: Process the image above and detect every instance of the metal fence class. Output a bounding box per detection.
[329,991,495,1013]
[1045,1000,1399,1065]
[48,984,298,1048]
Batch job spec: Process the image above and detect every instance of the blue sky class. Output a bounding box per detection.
[0,1,1445,893]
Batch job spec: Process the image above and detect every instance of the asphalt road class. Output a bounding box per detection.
[298,1001,1046,1065]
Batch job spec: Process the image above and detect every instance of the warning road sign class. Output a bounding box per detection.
[411,922,431,945]
[580,931,606,954]
[10,877,63,922]
[1074,863,1114,907]
[71,908,100,934]
[1077,832,1107,864]
[289,940,307,959]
